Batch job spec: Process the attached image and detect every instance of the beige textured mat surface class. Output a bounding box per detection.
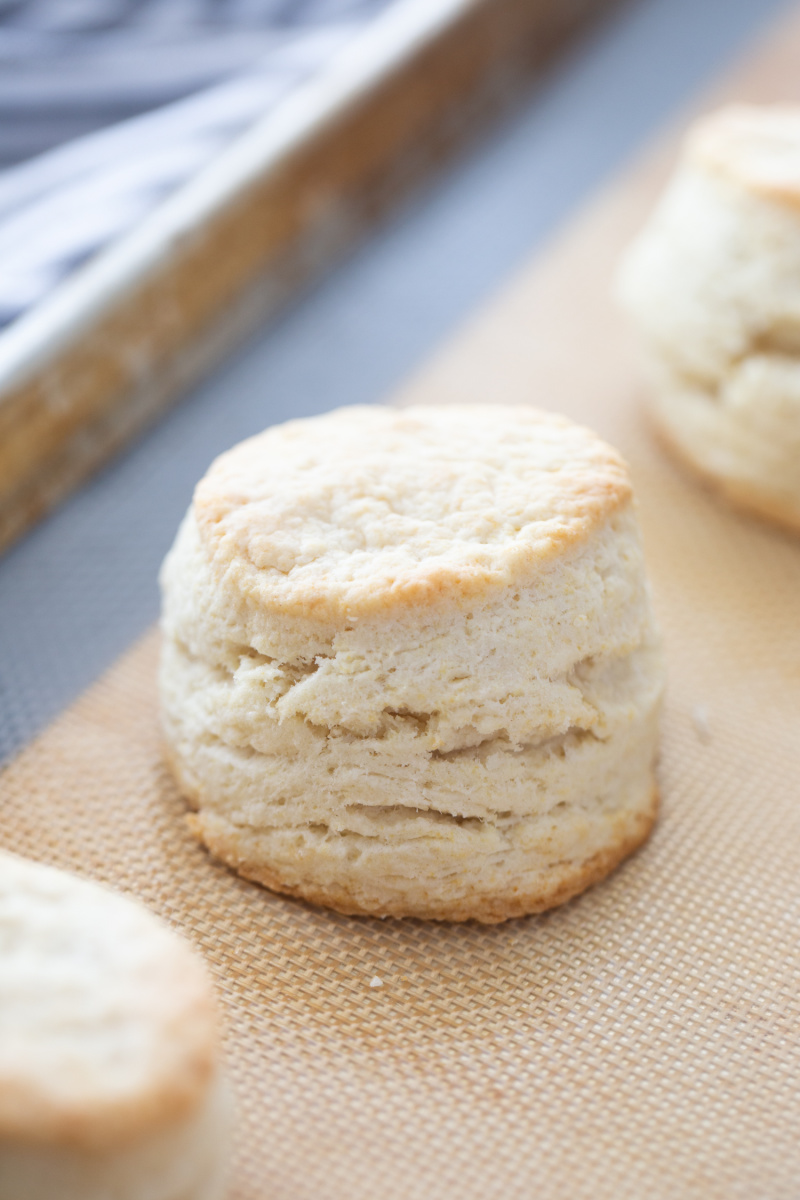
[3,11,800,1199]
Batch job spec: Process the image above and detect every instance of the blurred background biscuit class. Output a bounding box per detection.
[618,104,800,532]
[0,851,228,1200]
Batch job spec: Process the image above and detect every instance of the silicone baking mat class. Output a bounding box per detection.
[2,10,800,1198]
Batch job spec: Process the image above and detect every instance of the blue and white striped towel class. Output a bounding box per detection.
[0,0,396,328]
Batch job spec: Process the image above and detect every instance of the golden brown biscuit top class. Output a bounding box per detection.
[688,104,800,208]
[193,405,631,619]
[0,851,217,1150]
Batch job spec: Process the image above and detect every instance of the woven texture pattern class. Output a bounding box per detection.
[3,36,800,1195]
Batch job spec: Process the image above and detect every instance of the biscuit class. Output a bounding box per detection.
[0,851,228,1200]
[160,404,663,922]
[617,104,800,532]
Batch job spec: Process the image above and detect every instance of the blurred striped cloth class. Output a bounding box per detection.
[0,0,395,328]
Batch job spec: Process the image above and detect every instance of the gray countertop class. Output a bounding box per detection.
[0,0,789,763]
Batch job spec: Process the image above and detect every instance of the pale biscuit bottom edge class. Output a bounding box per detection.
[185,788,659,924]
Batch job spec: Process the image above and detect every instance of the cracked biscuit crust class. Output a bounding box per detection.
[161,404,663,922]
[618,105,800,531]
[193,404,632,619]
